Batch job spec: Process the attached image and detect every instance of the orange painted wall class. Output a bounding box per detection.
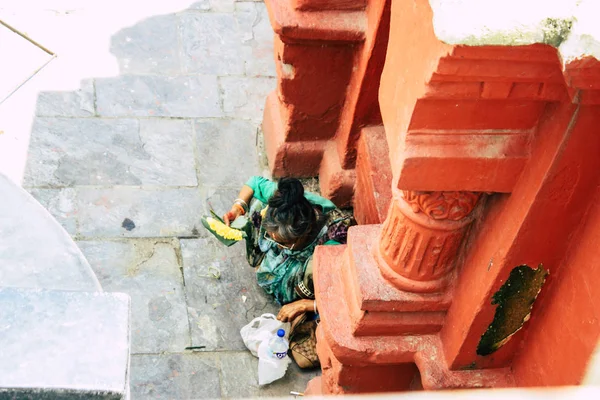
[378,0,451,182]
[442,102,600,371]
[440,101,576,368]
[512,173,600,385]
[335,0,390,170]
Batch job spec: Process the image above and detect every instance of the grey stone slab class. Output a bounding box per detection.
[136,118,197,185]
[190,0,236,12]
[249,3,273,44]
[75,186,246,239]
[76,187,204,238]
[235,2,276,77]
[243,35,276,78]
[78,239,189,354]
[199,186,242,219]
[27,188,78,235]
[181,237,278,351]
[220,77,276,120]
[111,14,181,75]
[0,173,100,292]
[234,2,257,43]
[180,13,249,75]
[130,354,220,400]
[96,75,222,118]
[195,119,261,188]
[0,288,130,399]
[219,352,320,398]
[24,118,197,187]
[235,3,272,47]
[35,79,95,117]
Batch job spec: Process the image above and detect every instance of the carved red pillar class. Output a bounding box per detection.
[378,191,482,293]
[261,0,365,178]
[261,0,391,208]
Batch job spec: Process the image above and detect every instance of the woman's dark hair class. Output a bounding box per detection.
[263,178,316,243]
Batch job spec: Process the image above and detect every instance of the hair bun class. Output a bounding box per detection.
[277,178,304,205]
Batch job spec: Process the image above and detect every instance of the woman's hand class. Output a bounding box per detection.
[224,186,254,226]
[277,299,314,322]
[223,206,243,226]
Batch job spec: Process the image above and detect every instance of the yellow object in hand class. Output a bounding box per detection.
[206,217,243,241]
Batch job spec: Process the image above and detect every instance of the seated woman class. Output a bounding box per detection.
[223,176,341,324]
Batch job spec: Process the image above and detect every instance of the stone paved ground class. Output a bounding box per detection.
[19,0,319,398]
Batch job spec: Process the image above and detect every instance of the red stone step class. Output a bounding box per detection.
[354,126,393,224]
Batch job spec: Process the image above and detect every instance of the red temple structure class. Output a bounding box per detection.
[261,0,600,394]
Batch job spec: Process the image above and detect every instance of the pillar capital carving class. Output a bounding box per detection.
[402,190,482,221]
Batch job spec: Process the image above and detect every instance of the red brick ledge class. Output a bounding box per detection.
[265,0,366,43]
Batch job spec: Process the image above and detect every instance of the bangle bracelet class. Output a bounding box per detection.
[235,198,248,208]
[232,203,246,215]
[234,198,249,213]
[313,300,317,314]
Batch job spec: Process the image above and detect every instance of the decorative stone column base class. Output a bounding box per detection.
[309,236,515,394]
[339,227,451,336]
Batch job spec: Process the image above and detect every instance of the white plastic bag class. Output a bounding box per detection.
[257,336,291,385]
[240,313,290,357]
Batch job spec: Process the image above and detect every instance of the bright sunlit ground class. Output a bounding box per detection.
[0,0,233,183]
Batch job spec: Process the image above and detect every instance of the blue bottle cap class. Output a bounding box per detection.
[277,329,285,337]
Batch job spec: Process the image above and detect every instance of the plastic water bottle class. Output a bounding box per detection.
[267,329,289,360]
[257,329,290,385]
